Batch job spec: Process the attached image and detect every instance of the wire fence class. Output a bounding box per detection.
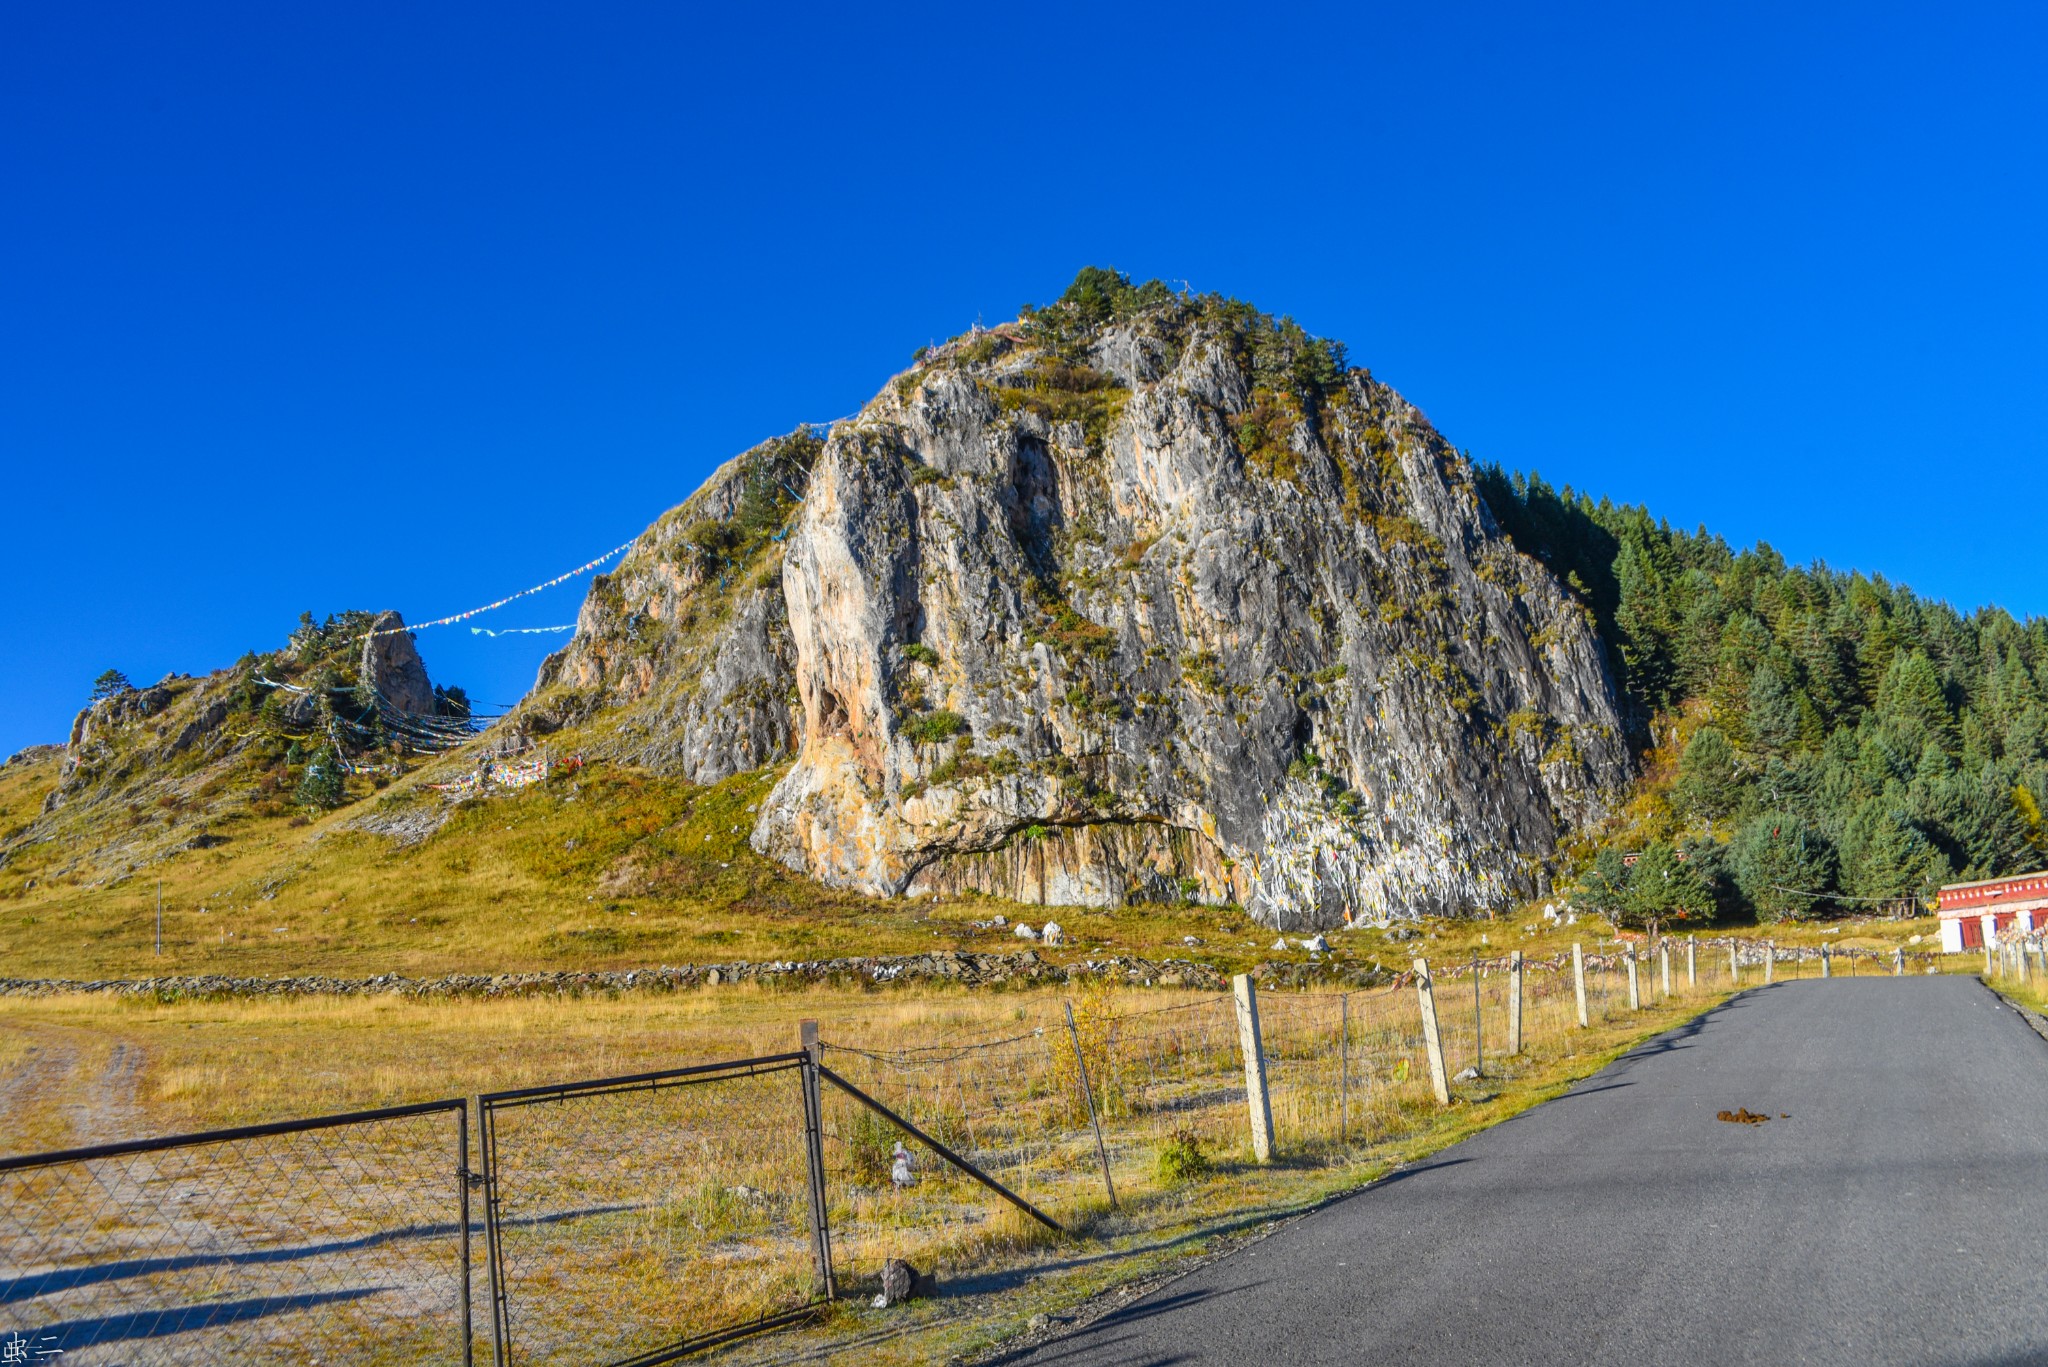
[478,1054,823,1366]
[0,1100,471,1367]
[0,936,1957,1365]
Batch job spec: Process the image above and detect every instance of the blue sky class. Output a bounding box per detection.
[3,3,2042,758]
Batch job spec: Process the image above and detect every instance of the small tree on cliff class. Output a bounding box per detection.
[294,746,347,809]
[90,669,132,701]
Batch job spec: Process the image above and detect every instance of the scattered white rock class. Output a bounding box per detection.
[1014,923,1040,941]
[890,1141,914,1188]
[1454,1066,1480,1082]
[1908,934,1923,945]
[1272,937,1289,952]
[1183,935,1204,947]
[993,914,1008,927]
[1301,933,1329,953]
[1041,922,1066,946]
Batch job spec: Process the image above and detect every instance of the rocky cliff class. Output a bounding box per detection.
[527,277,1632,926]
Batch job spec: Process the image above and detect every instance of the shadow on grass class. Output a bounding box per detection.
[33,1287,383,1349]
[4,1202,634,1306]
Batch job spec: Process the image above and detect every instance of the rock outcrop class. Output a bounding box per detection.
[547,283,1633,925]
[525,434,811,783]
[359,612,436,716]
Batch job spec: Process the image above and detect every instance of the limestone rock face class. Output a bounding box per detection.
[359,612,437,717]
[553,295,1633,925]
[523,438,808,784]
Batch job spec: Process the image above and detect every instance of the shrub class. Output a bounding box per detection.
[902,643,940,667]
[845,1107,896,1186]
[902,710,968,745]
[1154,1127,1212,1184]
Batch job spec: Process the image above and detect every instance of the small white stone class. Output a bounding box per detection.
[1014,923,1040,940]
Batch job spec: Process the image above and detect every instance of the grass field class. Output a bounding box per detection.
[3,964,1752,1366]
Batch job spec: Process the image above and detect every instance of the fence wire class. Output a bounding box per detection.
[478,1056,819,1367]
[0,1101,469,1366]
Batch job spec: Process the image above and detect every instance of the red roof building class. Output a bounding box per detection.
[1936,871,2048,952]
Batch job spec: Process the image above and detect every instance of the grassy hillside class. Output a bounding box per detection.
[1,744,1339,980]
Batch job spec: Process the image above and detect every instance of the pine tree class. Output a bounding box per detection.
[1733,813,1838,922]
[1617,842,1714,929]
[1674,727,1742,822]
[295,746,347,809]
[1747,663,1801,757]
[1839,799,1949,902]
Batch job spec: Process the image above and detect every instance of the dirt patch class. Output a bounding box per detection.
[1717,1108,1771,1125]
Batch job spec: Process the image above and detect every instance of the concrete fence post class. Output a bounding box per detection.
[1661,943,1672,997]
[1730,942,1739,984]
[1821,944,1832,979]
[1572,942,1589,1028]
[1232,974,1275,1162]
[2020,944,2031,985]
[1414,958,1451,1106]
[1765,940,1775,984]
[1687,935,1697,988]
[1626,949,1641,1010]
[1507,950,1525,1055]
[1893,947,1904,977]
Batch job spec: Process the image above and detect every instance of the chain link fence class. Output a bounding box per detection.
[477,1054,823,1366]
[0,1100,471,1366]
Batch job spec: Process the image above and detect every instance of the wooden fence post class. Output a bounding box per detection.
[1414,958,1451,1106]
[1572,942,1588,1028]
[1626,949,1641,1010]
[797,1020,836,1301]
[1232,974,1275,1162]
[1507,950,1525,1055]
[1687,935,1697,987]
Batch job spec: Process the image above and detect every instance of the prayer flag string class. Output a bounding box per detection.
[359,538,637,640]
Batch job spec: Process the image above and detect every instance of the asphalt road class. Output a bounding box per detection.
[1003,977,2048,1367]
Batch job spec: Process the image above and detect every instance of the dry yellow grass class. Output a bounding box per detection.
[0,746,1948,985]
[3,962,1741,1365]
